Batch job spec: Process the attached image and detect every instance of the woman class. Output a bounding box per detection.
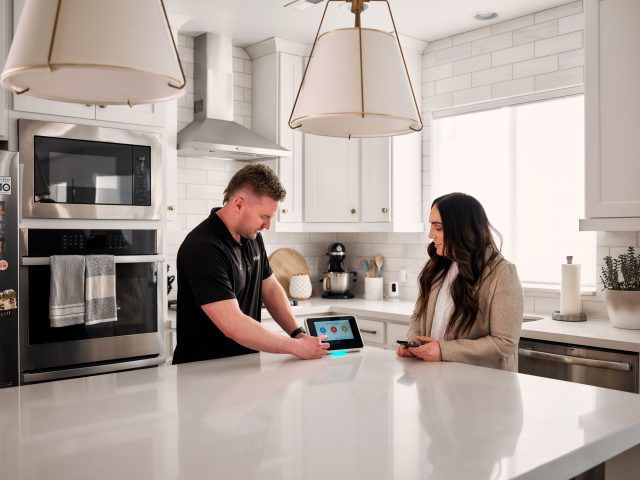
[397,193,523,371]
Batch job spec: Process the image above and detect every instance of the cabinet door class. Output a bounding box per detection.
[585,0,640,217]
[304,135,360,222]
[277,53,303,223]
[361,137,391,222]
[0,0,7,140]
[95,103,166,127]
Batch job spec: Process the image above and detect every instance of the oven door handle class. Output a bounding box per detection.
[21,255,165,266]
[518,348,632,372]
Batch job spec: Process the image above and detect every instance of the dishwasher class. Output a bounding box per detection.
[518,339,639,480]
[519,339,639,393]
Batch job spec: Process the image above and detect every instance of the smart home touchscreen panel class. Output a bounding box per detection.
[305,315,364,352]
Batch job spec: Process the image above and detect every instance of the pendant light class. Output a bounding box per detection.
[289,0,422,138]
[0,0,186,106]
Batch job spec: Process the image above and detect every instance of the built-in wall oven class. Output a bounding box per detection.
[20,229,165,383]
[19,119,162,220]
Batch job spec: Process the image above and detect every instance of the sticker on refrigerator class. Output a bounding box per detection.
[0,177,11,195]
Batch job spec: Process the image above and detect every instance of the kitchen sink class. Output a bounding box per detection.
[523,315,544,322]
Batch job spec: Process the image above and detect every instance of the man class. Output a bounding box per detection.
[173,164,328,364]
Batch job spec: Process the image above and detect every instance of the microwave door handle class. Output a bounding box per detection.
[518,348,632,372]
[21,255,165,266]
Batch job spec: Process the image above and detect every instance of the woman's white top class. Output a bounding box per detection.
[431,262,459,341]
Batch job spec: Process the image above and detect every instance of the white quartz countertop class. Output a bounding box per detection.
[167,297,640,352]
[2,348,640,479]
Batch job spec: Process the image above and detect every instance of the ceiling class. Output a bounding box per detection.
[164,0,574,47]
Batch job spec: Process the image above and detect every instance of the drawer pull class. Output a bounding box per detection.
[360,328,377,335]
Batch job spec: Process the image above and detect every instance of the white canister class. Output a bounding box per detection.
[289,273,312,300]
[364,277,383,301]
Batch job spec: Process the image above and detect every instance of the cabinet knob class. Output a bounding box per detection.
[351,208,356,214]
[381,207,388,213]
[281,208,288,214]
[98,105,107,109]
[167,205,176,211]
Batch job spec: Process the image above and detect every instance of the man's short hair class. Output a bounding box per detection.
[223,163,286,204]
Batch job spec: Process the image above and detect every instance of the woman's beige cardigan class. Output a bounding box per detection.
[407,257,524,371]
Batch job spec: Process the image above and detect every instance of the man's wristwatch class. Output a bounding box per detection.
[290,326,306,338]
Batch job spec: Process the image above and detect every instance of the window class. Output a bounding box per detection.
[432,94,595,288]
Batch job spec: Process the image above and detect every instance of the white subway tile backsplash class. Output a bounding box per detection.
[422,52,436,68]
[534,1,582,24]
[454,85,492,105]
[453,54,491,75]
[423,81,435,98]
[490,14,534,35]
[423,92,454,110]
[472,65,512,87]
[596,232,638,247]
[179,198,208,215]
[472,32,512,56]
[234,72,251,88]
[423,63,453,82]
[535,66,582,90]
[186,184,226,199]
[558,48,584,70]
[535,31,582,57]
[491,77,535,99]
[513,54,558,78]
[513,20,559,46]
[177,168,208,185]
[435,43,473,64]
[233,46,250,60]
[453,26,491,46]
[559,12,585,34]
[435,74,472,94]
[233,56,244,73]
[492,43,534,67]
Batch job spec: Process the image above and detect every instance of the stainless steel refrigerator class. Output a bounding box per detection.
[0,150,19,388]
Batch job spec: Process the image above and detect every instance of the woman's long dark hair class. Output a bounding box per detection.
[415,193,502,338]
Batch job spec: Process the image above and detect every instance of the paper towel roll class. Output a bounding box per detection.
[560,256,581,315]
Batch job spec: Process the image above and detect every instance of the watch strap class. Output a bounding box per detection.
[290,326,306,338]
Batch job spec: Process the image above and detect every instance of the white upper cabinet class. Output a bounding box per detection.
[250,40,306,225]
[582,0,640,229]
[361,137,391,223]
[0,0,9,140]
[10,0,166,127]
[304,134,360,222]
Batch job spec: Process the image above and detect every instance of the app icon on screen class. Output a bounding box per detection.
[331,326,338,333]
[341,325,348,332]
[320,327,327,334]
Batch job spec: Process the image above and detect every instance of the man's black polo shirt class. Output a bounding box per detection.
[172,208,272,364]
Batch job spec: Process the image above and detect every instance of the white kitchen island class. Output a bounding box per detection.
[2,348,640,479]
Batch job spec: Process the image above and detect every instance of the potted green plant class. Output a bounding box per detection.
[601,247,640,329]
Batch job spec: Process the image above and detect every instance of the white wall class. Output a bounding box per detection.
[169,0,634,315]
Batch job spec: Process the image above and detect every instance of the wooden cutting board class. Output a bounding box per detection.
[268,248,310,296]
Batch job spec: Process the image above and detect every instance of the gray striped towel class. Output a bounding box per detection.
[85,255,117,325]
[49,255,86,328]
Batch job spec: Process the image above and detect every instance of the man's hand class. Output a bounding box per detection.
[291,334,330,360]
[409,336,442,362]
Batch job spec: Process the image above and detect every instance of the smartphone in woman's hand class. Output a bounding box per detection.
[397,340,421,348]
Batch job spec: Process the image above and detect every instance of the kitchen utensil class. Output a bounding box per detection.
[369,257,377,278]
[268,248,310,296]
[375,255,384,277]
[361,259,370,276]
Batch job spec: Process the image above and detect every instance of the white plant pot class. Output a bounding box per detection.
[606,290,640,329]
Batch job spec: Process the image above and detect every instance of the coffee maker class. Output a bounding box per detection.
[322,242,354,299]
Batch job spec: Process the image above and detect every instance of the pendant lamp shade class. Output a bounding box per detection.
[288,1,422,138]
[0,0,186,105]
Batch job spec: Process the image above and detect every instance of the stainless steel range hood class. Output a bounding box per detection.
[178,34,290,160]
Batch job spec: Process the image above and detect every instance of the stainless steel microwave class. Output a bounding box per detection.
[19,120,162,220]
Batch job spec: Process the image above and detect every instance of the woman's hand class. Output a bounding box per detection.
[396,345,415,357]
[409,336,442,362]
